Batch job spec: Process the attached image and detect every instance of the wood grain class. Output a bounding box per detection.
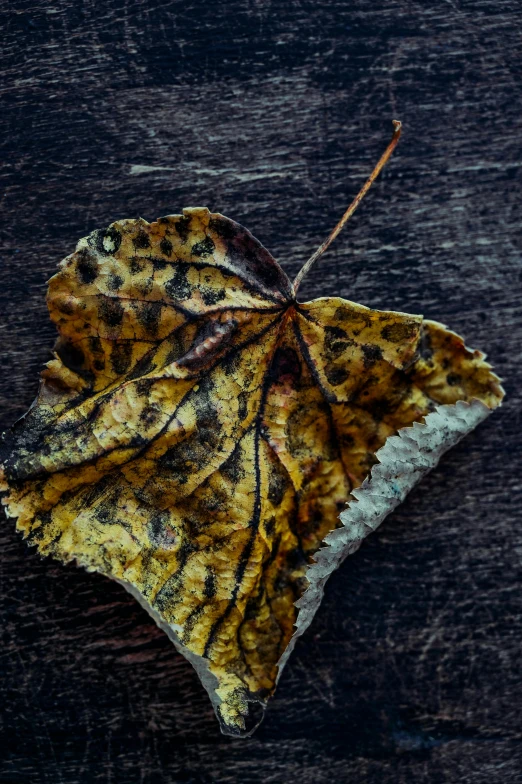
[1,1,521,781]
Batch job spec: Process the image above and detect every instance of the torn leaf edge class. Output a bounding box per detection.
[277,396,499,678]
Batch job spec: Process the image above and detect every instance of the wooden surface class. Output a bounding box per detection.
[1,1,521,781]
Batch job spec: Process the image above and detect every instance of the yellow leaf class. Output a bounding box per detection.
[0,127,503,737]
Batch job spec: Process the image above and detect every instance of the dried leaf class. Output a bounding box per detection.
[0,128,504,736]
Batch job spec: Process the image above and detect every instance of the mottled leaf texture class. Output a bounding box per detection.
[0,207,503,736]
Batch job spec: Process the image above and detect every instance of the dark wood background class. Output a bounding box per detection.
[1,1,521,782]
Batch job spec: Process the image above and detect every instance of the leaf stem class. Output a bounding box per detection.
[293,120,402,295]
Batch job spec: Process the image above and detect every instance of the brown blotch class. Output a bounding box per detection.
[140,403,162,427]
[129,257,145,275]
[192,236,216,258]
[325,365,349,386]
[111,342,133,375]
[201,287,226,306]
[89,336,103,354]
[136,301,162,336]
[324,325,352,360]
[175,216,191,242]
[160,238,173,256]
[381,322,415,343]
[334,306,370,328]
[203,568,217,599]
[268,470,287,507]
[446,372,462,386]
[98,297,124,327]
[133,231,151,250]
[76,253,99,285]
[107,272,124,291]
[361,343,383,368]
[165,263,192,301]
[220,444,245,483]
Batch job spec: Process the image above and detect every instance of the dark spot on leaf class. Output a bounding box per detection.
[27,510,53,544]
[94,502,119,526]
[325,365,349,386]
[268,470,287,507]
[270,347,301,384]
[160,238,173,256]
[237,391,249,422]
[446,372,462,386]
[136,301,162,336]
[175,216,190,242]
[57,298,74,315]
[151,257,167,271]
[381,322,416,343]
[361,343,383,368]
[98,297,124,327]
[129,257,145,274]
[107,273,124,291]
[148,510,168,541]
[193,379,220,449]
[55,338,85,373]
[194,488,228,515]
[220,444,245,483]
[286,410,312,458]
[366,398,393,419]
[221,350,242,376]
[418,327,434,361]
[89,227,122,256]
[136,277,154,298]
[264,516,276,537]
[140,403,162,426]
[325,325,347,340]
[154,539,196,612]
[76,252,99,285]
[201,287,226,305]
[111,342,133,375]
[165,262,192,301]
[128,355,157,380]
[192,236,215,257]
[133,230,151,250]
[286,547,308,571]
[148,510,176,549]
[135,379,153,397]
[341,432,355,448]
[334,306,369,328]
[331,340,351,358]
[324,326,352,359]
[159,434,208,479]
[203,567,217,599]
[89,336,103,354]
